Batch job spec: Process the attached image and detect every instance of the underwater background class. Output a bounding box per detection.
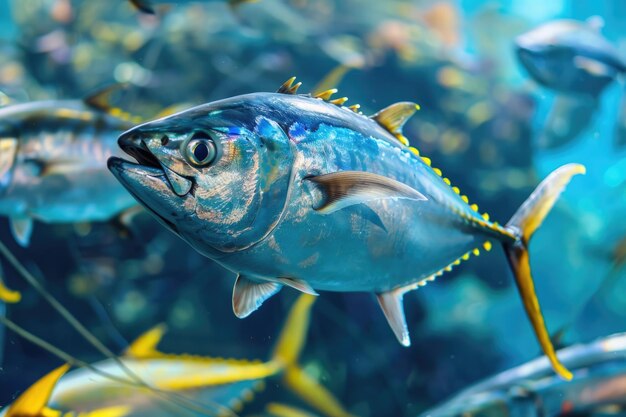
[1,1,626,416]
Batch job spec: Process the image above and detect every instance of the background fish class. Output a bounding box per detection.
[515,18,626,149]
[0,86,144,246]
[0,294,354,417]
[108,80,584,380]
[515,18,626,97]
[421,332,626,417]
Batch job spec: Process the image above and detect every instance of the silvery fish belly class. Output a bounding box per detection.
[421,333,626,417]
[0,88,139,246]
[108,78,585,379]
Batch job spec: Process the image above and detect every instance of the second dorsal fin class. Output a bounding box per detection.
[371,102,420,145]
[125,324,167,358]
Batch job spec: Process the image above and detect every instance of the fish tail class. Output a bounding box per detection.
[502,163,585,381]
[270,294,316,367]
[271,295,355,417]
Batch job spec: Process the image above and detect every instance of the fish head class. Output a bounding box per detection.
[108,99,294,257]
[514,24,576,91]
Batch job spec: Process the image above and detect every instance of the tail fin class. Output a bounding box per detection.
[271,295,355,417]
[503,163,585,381]
[6,364,70,417]
[271,294,316,367]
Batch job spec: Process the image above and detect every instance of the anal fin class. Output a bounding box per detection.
[376,290,410,347]
[233,275,282,318]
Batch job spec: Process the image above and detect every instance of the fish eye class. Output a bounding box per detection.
[185,131,218,167]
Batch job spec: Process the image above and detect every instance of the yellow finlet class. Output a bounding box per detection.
[443,178,451,185]
[277,77,302,95]
[314,89,338,101]
[125,324,167,358]
[408,146,420,156]
[482,212,490,221]
[421,157,431,166]
[7,364,70,417]
[461,195,469,203]
[461,253,470,261]
[329,97,348,106]
[433,168,442,176]
[0,278,21,303]
[348,104,361,112]
[483,241,492,251]
[472,248,480,256]
[470,203,478,211]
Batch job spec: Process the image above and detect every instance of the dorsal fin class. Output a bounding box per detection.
[277,77,302,95]
[83,83,127,112]
[7,364,70,417]
[371,102,420,144]
[125,324,167,358]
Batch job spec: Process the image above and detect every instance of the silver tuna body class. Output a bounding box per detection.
[109,87,583,378]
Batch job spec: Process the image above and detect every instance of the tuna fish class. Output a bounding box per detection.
[108,78,585,379]
[0,86,142,246]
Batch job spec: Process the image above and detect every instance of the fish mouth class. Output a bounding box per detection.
[118,132,162,169]
[117,132,193,197]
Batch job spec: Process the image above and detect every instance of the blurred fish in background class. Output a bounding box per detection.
[515,17,626,149]
[421,332,626,417]
[0,85,144,247]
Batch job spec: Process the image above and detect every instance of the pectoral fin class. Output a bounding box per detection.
[307,171,427,214]
[233,275,282,318]
[10,217,33,247]
[376,290,410,347]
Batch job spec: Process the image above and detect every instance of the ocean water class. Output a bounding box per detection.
[0,1,625,416]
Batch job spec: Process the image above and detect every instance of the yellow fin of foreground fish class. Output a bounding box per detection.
[502,163,586,381]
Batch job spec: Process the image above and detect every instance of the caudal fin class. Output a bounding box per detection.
[271,295,356,417]
[503,163,585,381]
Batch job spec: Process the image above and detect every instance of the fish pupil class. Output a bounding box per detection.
[194,142,209,161]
